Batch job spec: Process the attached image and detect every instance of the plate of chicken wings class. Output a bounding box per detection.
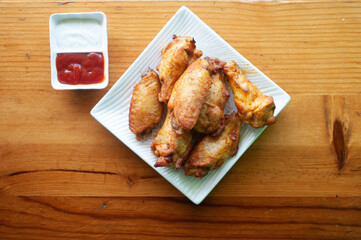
[91,6,290,204]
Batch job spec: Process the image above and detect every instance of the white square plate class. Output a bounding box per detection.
[49,12,109,90]
[91,6,291,204]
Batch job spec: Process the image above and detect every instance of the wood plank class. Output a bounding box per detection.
[1,0,360,3]
[0,2,360,198]
[1,94,360,196]
[0,2,361,95]
[0,194,360,239]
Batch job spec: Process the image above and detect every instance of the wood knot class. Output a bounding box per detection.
[332,119,346,170]
[125,174,136,186]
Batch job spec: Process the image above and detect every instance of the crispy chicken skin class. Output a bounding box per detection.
[129,69,164,140]
[194,57,230,135]
[158,35,202,103]
[151,110,192,169]
[168,58,213,131]
[184,112,242,178]
[224,61,276,128]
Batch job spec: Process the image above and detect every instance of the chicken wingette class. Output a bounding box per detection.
[158,35,202,103]
[184,112,242,178]
[129,69,164,140]
[194,57,230,135]
[168,58,213,131]
[151,110,192,169]
[224,61,276,128]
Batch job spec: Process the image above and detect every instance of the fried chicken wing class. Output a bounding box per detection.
[194,57,230,135]
[158,35,202,103]
[168,58,213,131]
[224,61,276,128]
[129,69,164,140]
[151,110,192,169]
[184,112,242,178]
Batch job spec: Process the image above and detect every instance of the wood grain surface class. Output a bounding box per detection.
[0,195,360,239]
[0,1,360,239]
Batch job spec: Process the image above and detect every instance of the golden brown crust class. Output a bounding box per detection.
[224,61,276,128]
[129,69,164,140]
[194,57,230,135]
[184,112,242,178]
[151,110,192,169]
[167,58,213,131]
[158,36,202,103]
[204,57,226,74]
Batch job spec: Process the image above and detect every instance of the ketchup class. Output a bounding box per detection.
[56,52,104,85]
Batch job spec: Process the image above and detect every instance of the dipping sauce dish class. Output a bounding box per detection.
[49,12,108,90]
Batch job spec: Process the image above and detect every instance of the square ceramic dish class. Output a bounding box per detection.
[91,6,291,204]
[49,12,108,90]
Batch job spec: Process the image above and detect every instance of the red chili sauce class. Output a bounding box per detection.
[56,52,104,85]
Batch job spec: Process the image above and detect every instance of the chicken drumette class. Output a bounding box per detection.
[168,58,213,131]
[224,61,276,128]
[184,112,242,178]
[151,110,192,169]
[194,57,230,135]
[129,69,164,140]
[158,35,202,103]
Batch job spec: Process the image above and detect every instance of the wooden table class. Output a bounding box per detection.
[1,1,360,239]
